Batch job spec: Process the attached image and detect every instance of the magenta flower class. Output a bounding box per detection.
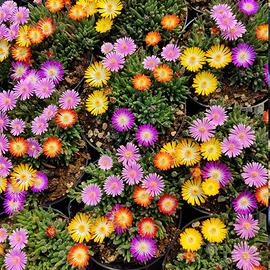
[0,91,17,112]
[31,171,48,192]
[136,124,158,147]
[4,23,19,41]
[0,228,8,243]
[26,139,41,158]
[39,60,64,84]
[4,249,27,270]
[23,70,41,84]
[143,56,160,71]
[101,42,114,54]
[14,79,34,100]
[242,162,267,188]
[103,52,125,72]
[41,105,58,121]
[3,196,25,215]
[104,175,124,197]
[114,37,137,56]
[232,43,256,68]
[0,24,8,39]
[216,13,237,31]
[222,22,246,41]
[205,105,227,126]
[2,1,17,13]
[0,112,9,132]
[210,4,233,21]
[239,0,259,15]
[116,143,141,166]
[142,173,164,196]
[0,156,12,177]
[233,191,257,215]
[12,6,29,25]
[221,137,242,158]
[9,228,28,250]
[34,78,55,99]
[5,182,27,200]
[234,214,259,240]
[0,7,10,23]
[10,118,25,136]
[189,118,215,142]
[122,162,143,185]
[98,155,113,170]
[0,134,9,155]
[231,241,260,270]
[31,116,48,135]
[81,184,102,206]
[229,124,255,148]
[161,44,181,62]
[264,64,269,84]
[59,90,80,110]
[112,108,135,132]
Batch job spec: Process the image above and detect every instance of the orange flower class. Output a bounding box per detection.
[114,208,133,230]
[190,166,202,180]
[255,184,268,207]
[9,137,28,157]
[67,243,90,268]
[153,152,173,171]
[68,4,87,20]
[55,109,77,128]
[262,111,268,125]
[256,24,268,41]
[133,186,153,207]
[132,74,152,91]
[145,32,161,46]
[38,18,55,37]
[11,46,31,62]
[43,136,62,158]
[161,14,180,30]
[45,0,64,13]
[28,27,44,44]
[183,251,196,263]
[153,64,173,83]
[64,0,71,5]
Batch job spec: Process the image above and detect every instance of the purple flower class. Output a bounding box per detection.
[41,105,58,121]
[229,124,255,148]
[114,37,137,56]
[122,162,143,185]
[103,52,125,72]
[0,24,8,39]
[0,7,10,23]
[161,44,181,62]
[23,70,41,84]
[104,176,124,197]
[233,191,257,215]
[189,118,215,142]
[0,134,9,155]
[4,249,27,270]
[0,112,9,132]
[264,64,269,84]
[136,124,158,147]
[116,143,141,166]
[4,182,27,200]
[10,118,25,136]
[34,78,55,99]
[81,184,102,206]
[59,90,80,110]
[232,43,256,68]
[0,156,12,177]
[3,196,25,215]
[98,155,113,170]
[216,13,237,31]
[222,22,246,41]
[234,214,259,240]
[26,139,42,158]
[143,56,160,71]
[4,23,19,42]
[31,171,48,192]
[2,1,17,13]
[205,105,227,126]
[142,173,164,196]
[210,4,233,21]
[0,91,17,112]
[9,228,28,249]
[221,137,243,158]
[239,0,259,16]
[14,79,34,100]
[242,162,267,188]
[39,60,64,84]
[31,116,48,135]
[112,108,135,132]
[0,228,8,243]
[12,6,29,25]
[101,42,114,54]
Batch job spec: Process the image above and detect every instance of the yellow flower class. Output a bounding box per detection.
[0,39,10,62]
[175,139,201,167]
[77,0,98,16]
[180,47,206,72]
[200,138,222,161]
[85,62,111,88]
[179,228,203,252]
[68,213,92,243]
[206,44,232,69]
[202,178,220,196]
[0,177,7,193]
[97,0,123,19]
[90,216,114,243]
[95,17,113,33]
[182,179,206,206]
[86,90,108,115]
[161,141,181,168]
[192,71,218,96]
[16,25,31,47]
[201,218,227,243]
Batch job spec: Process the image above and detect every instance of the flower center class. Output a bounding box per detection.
[242,252,250,260]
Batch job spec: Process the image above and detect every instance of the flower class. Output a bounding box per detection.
[34,78,55,99]
[161,44,181,62]
[43,136,62,158]
[81,184,102,206]
[12,6,29,24]
[28,26,44,44]
[55,109,77,129]
[145,32,161,46]
[205,105,227,126]
[234,214,259,240]
[41,105,58,121]
[0,39,9,62]
[78,0,98,16]
[4,249,27,270]
[67,243,90,268]
[133,186,153,207]
[103,52,125,72]
[200,138,222,161]
[98,155,113,170]
[68,213,91,243]
[130,236,157,263]
[0,134,9,155]
[11,46,31,62]
[31,116,48,135]
[9,228,28,250]
[122,163,143,185]
[0,228,7,243]
[95,17,113,33]
[97,0,122,18]
[5,181,27,200]
[104,176,124,197]
[85,62,111,88]
[256,24,268,41]
[11,61,29,80]
[0,91,17,112]
[14,80,34,101]
[216,13,237,31]
[161,14,179,30]
[153,152,173,170]
[255,185,268,206]
[143,56,160,71]
[175,139,201,166]
[116,143,140,165]
[101,42,114,54]
[39,60,64,84]
[153,64,173,83]
[0,156,12,177]
[16,26,30,47]
[26,139,41,157]
[142,173,164,196]
[158,194,178,215]
[90,216,114,243]
[239,0,259,15]
[206,44,231,69]
[192,71,218,96]
[229,124,255,148]
[31,171,48,192]
[46,225,57,238]
[0,177,7,193]
[233,192,257,215]
[232,43,256,68]
[222,22,246,40]
[114,207,133,230]
[201,218,227,243]
[38,18,55,37]
[189,118,215,142]
[86,90,108,115]
[114,37,137,56]
[45,0,64,12]
[136,124,158,147]
[180,47,206,72]
[242,162,267,188]
[179,228,203,252]
[9,137,28,157]
[5,24,20,42]
[59,90,80,109]
[221,137,242,158]
[138,218,158,238]
[182,179,206,206]
[111,108,135,132]
[132,74,152,91]
[23,70,40,84]
[68,4,87,20]
[210,4,232,20]
[3,196,25,215]
[202,178,220,196]
[231,242,260,270]
[0,25,8,39]
[10,119,25,136]
[0,112,9,132]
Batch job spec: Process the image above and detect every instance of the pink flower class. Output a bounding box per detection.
[161,44,181,62]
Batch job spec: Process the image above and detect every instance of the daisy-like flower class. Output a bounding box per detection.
[136,124,158,147]
[222,22,246,41]
[160,141,179,167]
[255,185,268,206]
[0,177,7,193]
[153,64,173,83]
[111,108,135,132]
[142,173,164,197]
[34,78,55,99]
[16,25,31,47]
[26,138,41,158]
[101,42,114,54]
[5,24,19,42]
[31,171,48,192]
[153,152,173,171]
[158,194,178,215]
[104,175,124,197]
[116,142,140,166]
[161,14,179,30]
[9,228,28,250]
[180,47,206,72]
[67,243,90,269]
[242,162,267,188]
[222,137,243,158]
[0,7,9,23]
[216,13,237,31]
[0,39,10,62]
[0,134,9,155]
[233,191,257,215]
[0,25,8,39]
[38,18,55,37]
[55,109,77,129]
[28,26,44,44]
[14,80,34,101]
[201,138,222,161]
[133,186,153,207]
[206,44,232,69]
[0,112,9,133]
[114,37,137,56]
[192,71,218,96]
[4,249,27,270]
[205,105,227,126]
[232,43,256,68]
[234,214,259,240]
[103,52,125,72]
[138,217,158,238]
[201,218,227,243]
[231,241,260,270]
[31,116,48,135]
[81,184,102,206]
[97,0,123,19]
[10,118,25,136]
[145,32,161,46]
[98,155,113,170]
[130,236,157,263]
[85,90,108,115]
[23,70,41,84]
[5,181,27,200]
[41,105,58,121]
[84,62,111,88]
[43,136,62,158]
[95,17,113,33]
[90,216,114,243]
[3,196,25,215]
[0,228,8,243]
[132,74,152,91]
[256,24,268,41]
[179,228,203,252]
[189,118,215,142]
[11,45,31,62]
[39,60,64,84]
[9,137,28,157]
[122,162,143,185]
[239,0,259,15]
[45,0,64,13]
[202,178,220,196]
[68,4,87,21]
[210,4,232,20]
[114,207,133,231]
[161,44,180,62]
[12,6,29,25]
[0,156,12,177]
[143,56,160,71]
[229,124,255,148]
[59,89,80,110]
[0,91,17,112]
[182,179,206,206]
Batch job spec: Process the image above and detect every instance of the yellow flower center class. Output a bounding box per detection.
[191,187,199,196]
[251,171,258,177]
[242,252,250,260]
[243,222,251,230]
[124,151,132,158]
